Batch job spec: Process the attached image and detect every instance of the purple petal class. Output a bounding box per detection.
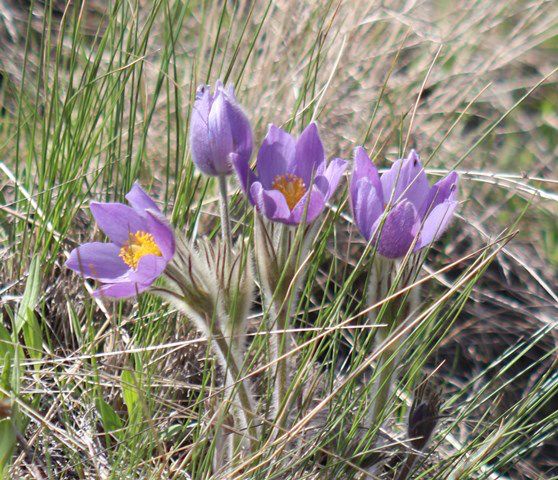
[231,152,257,203]
[145,210,175,261]
[257,125,296,189]
[418,171,459,219]
[125,183,160,214]
[128,255,167,284]
[351,146,383,206]
[374,200,419,259]
[197,83,214,102]
[215,79,225,92]
[415,200,458,250]
[351,178,383,241]
[221,92,253,168]
[292,122,325,185]
[316,158,347,201]
[90,202,147,246]
[250,182,291,223]
[66,242,129,282]
[218,81,235,97]
[189,85,217,175]
[380,150,430,210]
[93,282,149,298]
[289,186,326,225]
[207,92,235,174]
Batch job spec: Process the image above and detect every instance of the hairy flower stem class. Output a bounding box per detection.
[152,285,258,455]
[270,225,293,432]
[218,175,233,249]
[212,322,259,453]
[205,315,259,468]
[271,300,291,435]
[254,217,314,436]
[367,325,398,433]
[365,257,420,439]
[272,225,302,434]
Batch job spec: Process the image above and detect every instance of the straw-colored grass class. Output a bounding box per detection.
[0,0,556,478]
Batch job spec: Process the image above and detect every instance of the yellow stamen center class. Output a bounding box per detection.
[272,174,307,210]
[119,231,162,269]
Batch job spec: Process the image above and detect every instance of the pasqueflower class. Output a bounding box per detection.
[66,184,175,297]
[189,81,253,176]
[233,122,346,225]
[350,147,458,258]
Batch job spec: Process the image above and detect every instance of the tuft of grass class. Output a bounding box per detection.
[0,0,556,478]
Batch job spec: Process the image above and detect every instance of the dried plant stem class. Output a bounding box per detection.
[394,452,418,480]
[218,175,233,249]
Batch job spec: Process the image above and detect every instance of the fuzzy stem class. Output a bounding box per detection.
[365,257,422,470]
[270,225,293,434]
[271,301,290,434]
[365,257,407,433]
[218,175,233,249]
[367,325,398,432]
[211,323,258,453]
[152,287,257,457]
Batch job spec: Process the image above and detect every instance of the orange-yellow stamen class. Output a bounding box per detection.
[272,174,306,210]
[119,231,162,269]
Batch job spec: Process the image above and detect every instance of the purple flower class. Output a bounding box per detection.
[65,184,175,298]
[350,147,459,259]
[233,122,347,225]
[189,81,253,176]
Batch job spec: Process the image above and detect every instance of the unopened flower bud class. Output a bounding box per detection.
[189,81,253,177]
[408,378,442,451]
